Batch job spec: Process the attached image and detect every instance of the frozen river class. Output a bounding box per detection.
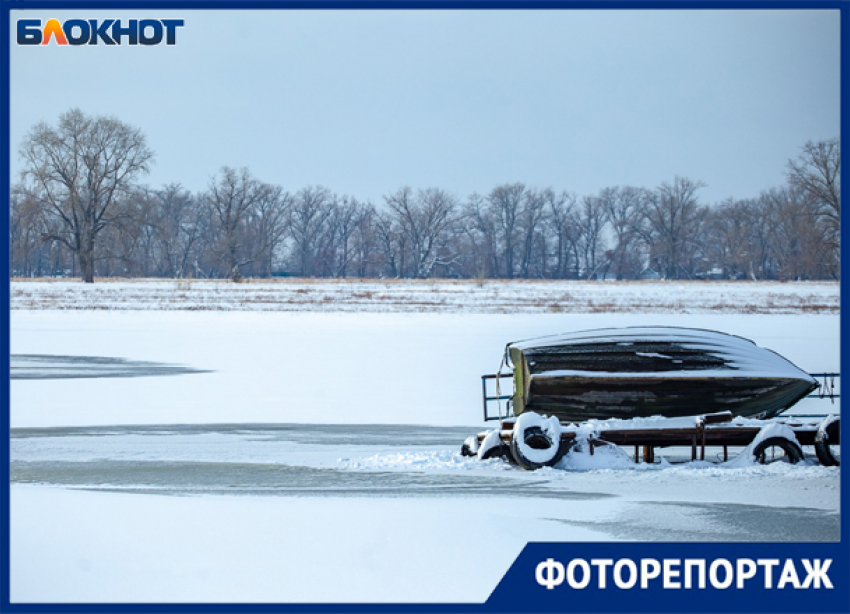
[13,423,575,499]
[9,306,841,602]
[12,422,840,543]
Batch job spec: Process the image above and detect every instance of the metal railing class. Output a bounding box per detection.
[481,373,513,422]
[806,373,840,401]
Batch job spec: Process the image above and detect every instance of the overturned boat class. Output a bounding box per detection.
[504,327,818,422]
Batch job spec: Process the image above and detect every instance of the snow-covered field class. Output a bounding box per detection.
[10,278,839,314]
[8,280,842,603]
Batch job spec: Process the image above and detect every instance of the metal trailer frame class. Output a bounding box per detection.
[475,372,840,468]
[474,411,839,464]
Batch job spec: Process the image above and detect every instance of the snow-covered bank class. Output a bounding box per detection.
[10,278,839,314]
[10,311,838,428]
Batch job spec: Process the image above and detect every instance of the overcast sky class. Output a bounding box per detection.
[9,9,840,205]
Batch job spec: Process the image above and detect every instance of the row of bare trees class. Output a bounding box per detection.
[10,110,841,282]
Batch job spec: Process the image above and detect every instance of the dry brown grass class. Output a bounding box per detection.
[9,277,839,314]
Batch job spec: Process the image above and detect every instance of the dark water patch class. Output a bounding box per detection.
[10,355,210,380]
[11,460,612,500]
[11,423,481,446]
[549,501,839,542]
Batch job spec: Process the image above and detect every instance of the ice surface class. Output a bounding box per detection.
[10,311,837,428]
[10,422,841,603]
[14,485,603,603]
[8,282,841,603]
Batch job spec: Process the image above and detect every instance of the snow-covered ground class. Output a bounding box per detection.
[8,280,842,603]
[10,278,839,314]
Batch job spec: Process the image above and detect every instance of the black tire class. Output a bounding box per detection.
[814,417,840,467]
[751,436,804,465]
[510,424,567,471]
[460,435,480,457]
[480,443,516,463]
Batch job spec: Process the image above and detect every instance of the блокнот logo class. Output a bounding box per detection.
[17,19,184,45]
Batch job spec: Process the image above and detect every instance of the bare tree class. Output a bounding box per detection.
[9,189,61,277]
[486,183,525,278]
[251,185,292,277]
[148,184,203,278]
[289,186,333,277]
[574,195,608,279]
[375,209,405,278]
[463,193,499,278]
[643,177,706,279]
[103,187,154,277]
[546,191,578,279]
[12,120,840,283]
[385,187,458,278]
[787,138,840,235]
[599,186,648,279]
[760,186,835,280]
[202,167,280,282]
[18,109,154,282]
[320,196,371,277]
[786,138,840,275]
[517,188,548,278]
[351,203,379,277]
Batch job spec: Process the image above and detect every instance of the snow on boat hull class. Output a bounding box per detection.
[507,327,817,422]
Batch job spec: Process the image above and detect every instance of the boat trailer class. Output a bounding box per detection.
[462,372,841,471]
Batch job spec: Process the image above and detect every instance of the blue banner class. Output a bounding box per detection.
[487,542,849,613]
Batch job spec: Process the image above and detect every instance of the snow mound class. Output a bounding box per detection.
[338,450,512,472]
[477,428,505,460]
[556,441,641,471]
[724,422,803,468]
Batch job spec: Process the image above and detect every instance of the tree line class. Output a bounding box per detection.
[10,109,840,282]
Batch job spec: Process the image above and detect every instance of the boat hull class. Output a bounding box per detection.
[507,327,817,422]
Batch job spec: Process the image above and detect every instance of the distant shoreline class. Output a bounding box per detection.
[9,278,839,315]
